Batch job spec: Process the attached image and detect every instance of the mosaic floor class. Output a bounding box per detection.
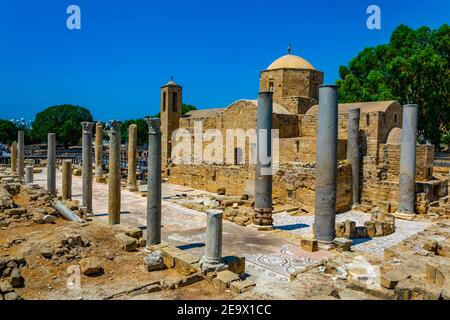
[273,211,430,256]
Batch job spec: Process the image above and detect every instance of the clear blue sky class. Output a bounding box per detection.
[0,0,448,121]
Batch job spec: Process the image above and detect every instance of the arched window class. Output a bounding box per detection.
[163,92,166,112]
[172,92,178,112]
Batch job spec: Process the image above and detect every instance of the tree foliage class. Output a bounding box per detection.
[31,105,93,145]
[0,119,18,145]
[337,24,450,147]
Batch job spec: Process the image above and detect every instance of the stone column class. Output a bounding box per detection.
[108,121,122,225]
[95,122,104,179]
[25,166,33,184]
[397,104,418,217]
[146,118,162,245]
[62,159,72,200]
[314,85,338,244]
[347,108,361,206]
[127,124,138,191]
[253,91,273,230]
[17,131,25,177]
[47,133,56,195]
[81,122,94,213]
[199,209,225,272]
[10,141,17,173]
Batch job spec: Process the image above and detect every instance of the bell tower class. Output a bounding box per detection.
[160,78,182,170]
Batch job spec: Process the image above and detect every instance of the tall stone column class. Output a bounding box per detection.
[10,141,17,173]
[95,122,104,179]
[17,131,25,177]
[81,122,94,213]
[146,118,162,245]
[127,124,138,191]
[62,159,72,200]
[347,108,361,206]
[47,133,56,195]
[108,121,122,225]
[396,104,418,217]
[25,166,33,184]
[314,85,338,244]
[253,92,273,230]
[199,209,225,272]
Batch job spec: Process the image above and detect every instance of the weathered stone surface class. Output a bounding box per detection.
[144,250,165,272]
[125,227,143,240]
[394,278,442,300]
[223,255,245,276]
[3,291,20,300]
[230,279,255,293]
[79,257,104,276]
[115,234,138,252]
[301,238,318,252]
[333,238,352,252]
[174,253,199,276]
[9,267,23,287]
[379,269,410,289]
[212,270,240,290]
[0,280,13,293]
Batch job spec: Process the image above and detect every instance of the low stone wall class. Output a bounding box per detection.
[169,162,353,214]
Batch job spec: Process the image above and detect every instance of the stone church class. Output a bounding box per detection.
[160,52,446,215]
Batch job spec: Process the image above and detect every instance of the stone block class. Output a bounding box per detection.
[160,246,184,268]
[223,255,245,276]
[79,257,104,276]
[301,238,318,252]
[114,234,138,252]
[174,253,199,276]
[333,238,352,252]
[125,227,143,239]
[212,270,240,290]
[144,250,165,272]
[364,221,376,238]
[379,269,410,289]
[230,279,255,294]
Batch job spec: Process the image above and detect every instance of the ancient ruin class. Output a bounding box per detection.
[0,52,449,302]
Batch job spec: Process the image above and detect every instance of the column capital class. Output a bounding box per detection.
[96,121,103,128]
[145,117,161,134]
[81,121,94,132]
[108,120,122,131]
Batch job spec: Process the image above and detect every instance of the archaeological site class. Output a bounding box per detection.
[1,2,450,310]
[1,50,449,302]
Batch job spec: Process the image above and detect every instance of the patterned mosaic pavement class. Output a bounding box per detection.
[273,211,430,256]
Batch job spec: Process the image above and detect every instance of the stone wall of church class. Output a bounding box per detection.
[169,162,353,214]
[279,137,347,163]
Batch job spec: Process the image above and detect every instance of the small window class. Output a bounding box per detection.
[366,114,370,126]
[234,148,243,165]
[163,92,166,112]
[172,92,178,112]
[296,140,300,153]
[269,82,274,92]
[394,114,397,124]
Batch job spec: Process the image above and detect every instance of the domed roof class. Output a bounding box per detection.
[267,54,315,70]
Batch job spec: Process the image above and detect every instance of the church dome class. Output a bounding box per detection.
[267,54,315,70]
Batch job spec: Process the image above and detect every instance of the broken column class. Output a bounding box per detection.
[397,104,419,217]
[17,131,24,177]
[199,209,225,272]
[253,91,273,230]
[95,122,103,180]
[127,124,138,191]
[47,133,56,195]
[108,121,122,225]
[62,159,72,200]
[25,165,33,184]
[347,108,361,206]
[314,85,338,244]
[10,141,17,173]
[146,118,162,245]
[81,122,94,213]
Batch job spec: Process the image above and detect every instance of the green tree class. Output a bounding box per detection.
[0,119,18,145]
[31,105,93,146]
[337,24,450,147]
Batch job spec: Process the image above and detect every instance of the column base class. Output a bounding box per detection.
[248,223,274,231]
[127,185,138,192]
[199,256,227,273]
[253,210,273,231]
